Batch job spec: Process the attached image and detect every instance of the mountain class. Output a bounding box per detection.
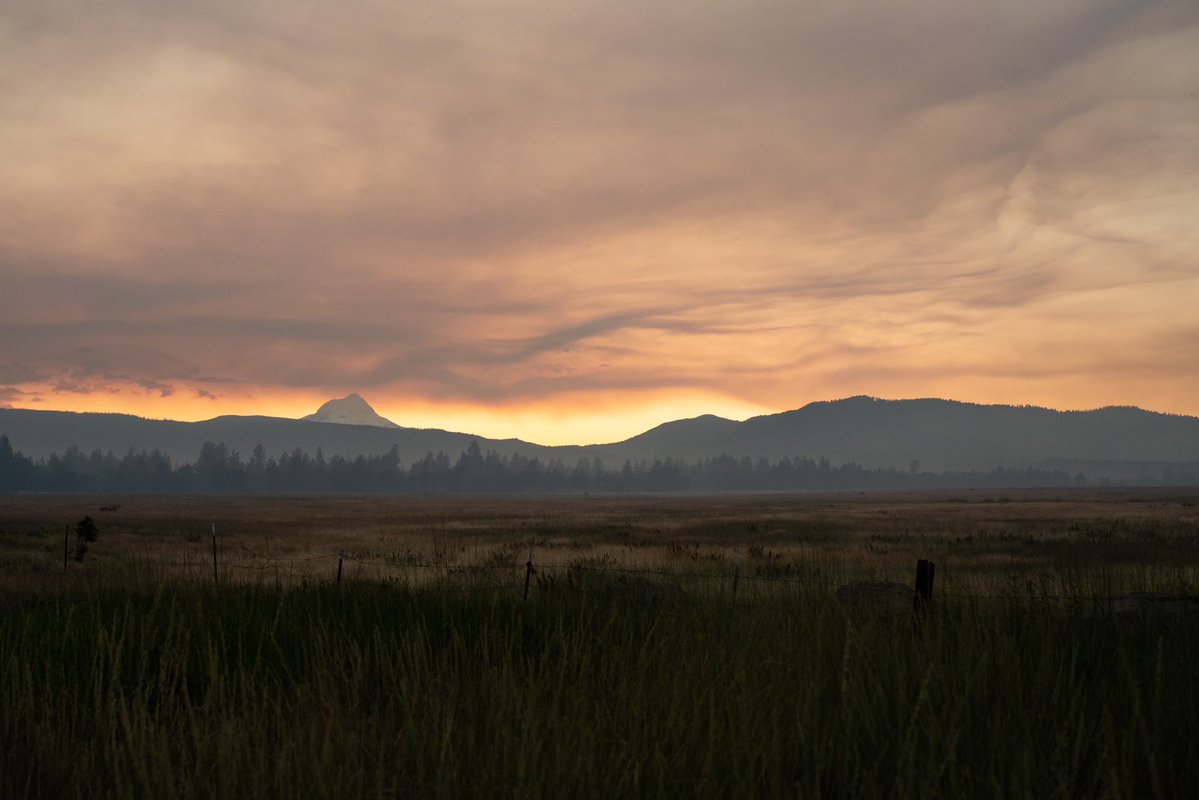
[588,396,1199,471]
[1,396,1197,477]
[598,414,740,457]
[0,408,559,465]
[303,393,399,428]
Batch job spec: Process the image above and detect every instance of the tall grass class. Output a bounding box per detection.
[3,582,1197,798]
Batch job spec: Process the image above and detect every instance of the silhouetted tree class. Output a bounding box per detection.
[0,435,34,490]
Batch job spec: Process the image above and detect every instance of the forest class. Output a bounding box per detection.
[3,434,1195,493]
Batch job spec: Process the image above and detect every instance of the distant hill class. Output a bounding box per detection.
[587,396,1199,472]
[302,393,399,428]
[0,408,559,465]
[1,396,1197,477]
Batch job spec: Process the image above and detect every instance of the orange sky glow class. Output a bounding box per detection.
[2,0,1197,447]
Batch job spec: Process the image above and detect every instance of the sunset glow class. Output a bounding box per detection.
[3,0,1197,445]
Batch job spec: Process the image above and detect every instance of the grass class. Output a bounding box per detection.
[2,581,1198,798]
[3,489,1199,797]
[3,489,1199,595]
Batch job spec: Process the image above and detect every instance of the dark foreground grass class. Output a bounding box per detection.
[3,583,1197,799]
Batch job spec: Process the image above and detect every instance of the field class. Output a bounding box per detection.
[3,489,1199,797]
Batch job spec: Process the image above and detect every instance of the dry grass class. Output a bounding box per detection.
[5,489,1199,798]
[3,488,1198,598]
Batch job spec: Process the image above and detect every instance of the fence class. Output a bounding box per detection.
[38,521,1199,610]
[52,542,1188,609]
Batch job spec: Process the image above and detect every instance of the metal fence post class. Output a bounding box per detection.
[732,548,743,603]
[524,549,536,601]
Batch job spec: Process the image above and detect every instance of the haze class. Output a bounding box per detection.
[2,0,1197,445]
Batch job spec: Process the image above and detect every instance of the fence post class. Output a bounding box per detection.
[337,548,345,585]
[523,549,536,601]
[914,559,935,610]
[63,523,69,573]
[732,548,743,603]
[211,523,219,585]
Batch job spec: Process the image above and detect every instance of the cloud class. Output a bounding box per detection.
[0,363,51,384]
[1,0,1197,430]
[0,386,30,406]
[50,379,122,396]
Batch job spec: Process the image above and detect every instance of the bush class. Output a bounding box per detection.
[73,516,98,561]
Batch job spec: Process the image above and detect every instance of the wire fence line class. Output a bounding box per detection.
[48,545,1196,605]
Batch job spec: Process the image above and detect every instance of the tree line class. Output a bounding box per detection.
[1,435,1195,494]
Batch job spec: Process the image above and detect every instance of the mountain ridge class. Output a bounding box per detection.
[1,396,1197,478]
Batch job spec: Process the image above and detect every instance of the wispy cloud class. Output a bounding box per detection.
[1,0,1196,438]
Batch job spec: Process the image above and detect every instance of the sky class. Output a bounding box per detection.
[1,0,1197,445]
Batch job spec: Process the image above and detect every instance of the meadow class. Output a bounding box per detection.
[3,489,1199,797]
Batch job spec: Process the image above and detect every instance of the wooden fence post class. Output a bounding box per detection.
[914,559,935,610]
[523,549,536,601]
[732,548,743,603]
[211,523,219,585]
[63,523,69,573]
[337,548,345,585]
